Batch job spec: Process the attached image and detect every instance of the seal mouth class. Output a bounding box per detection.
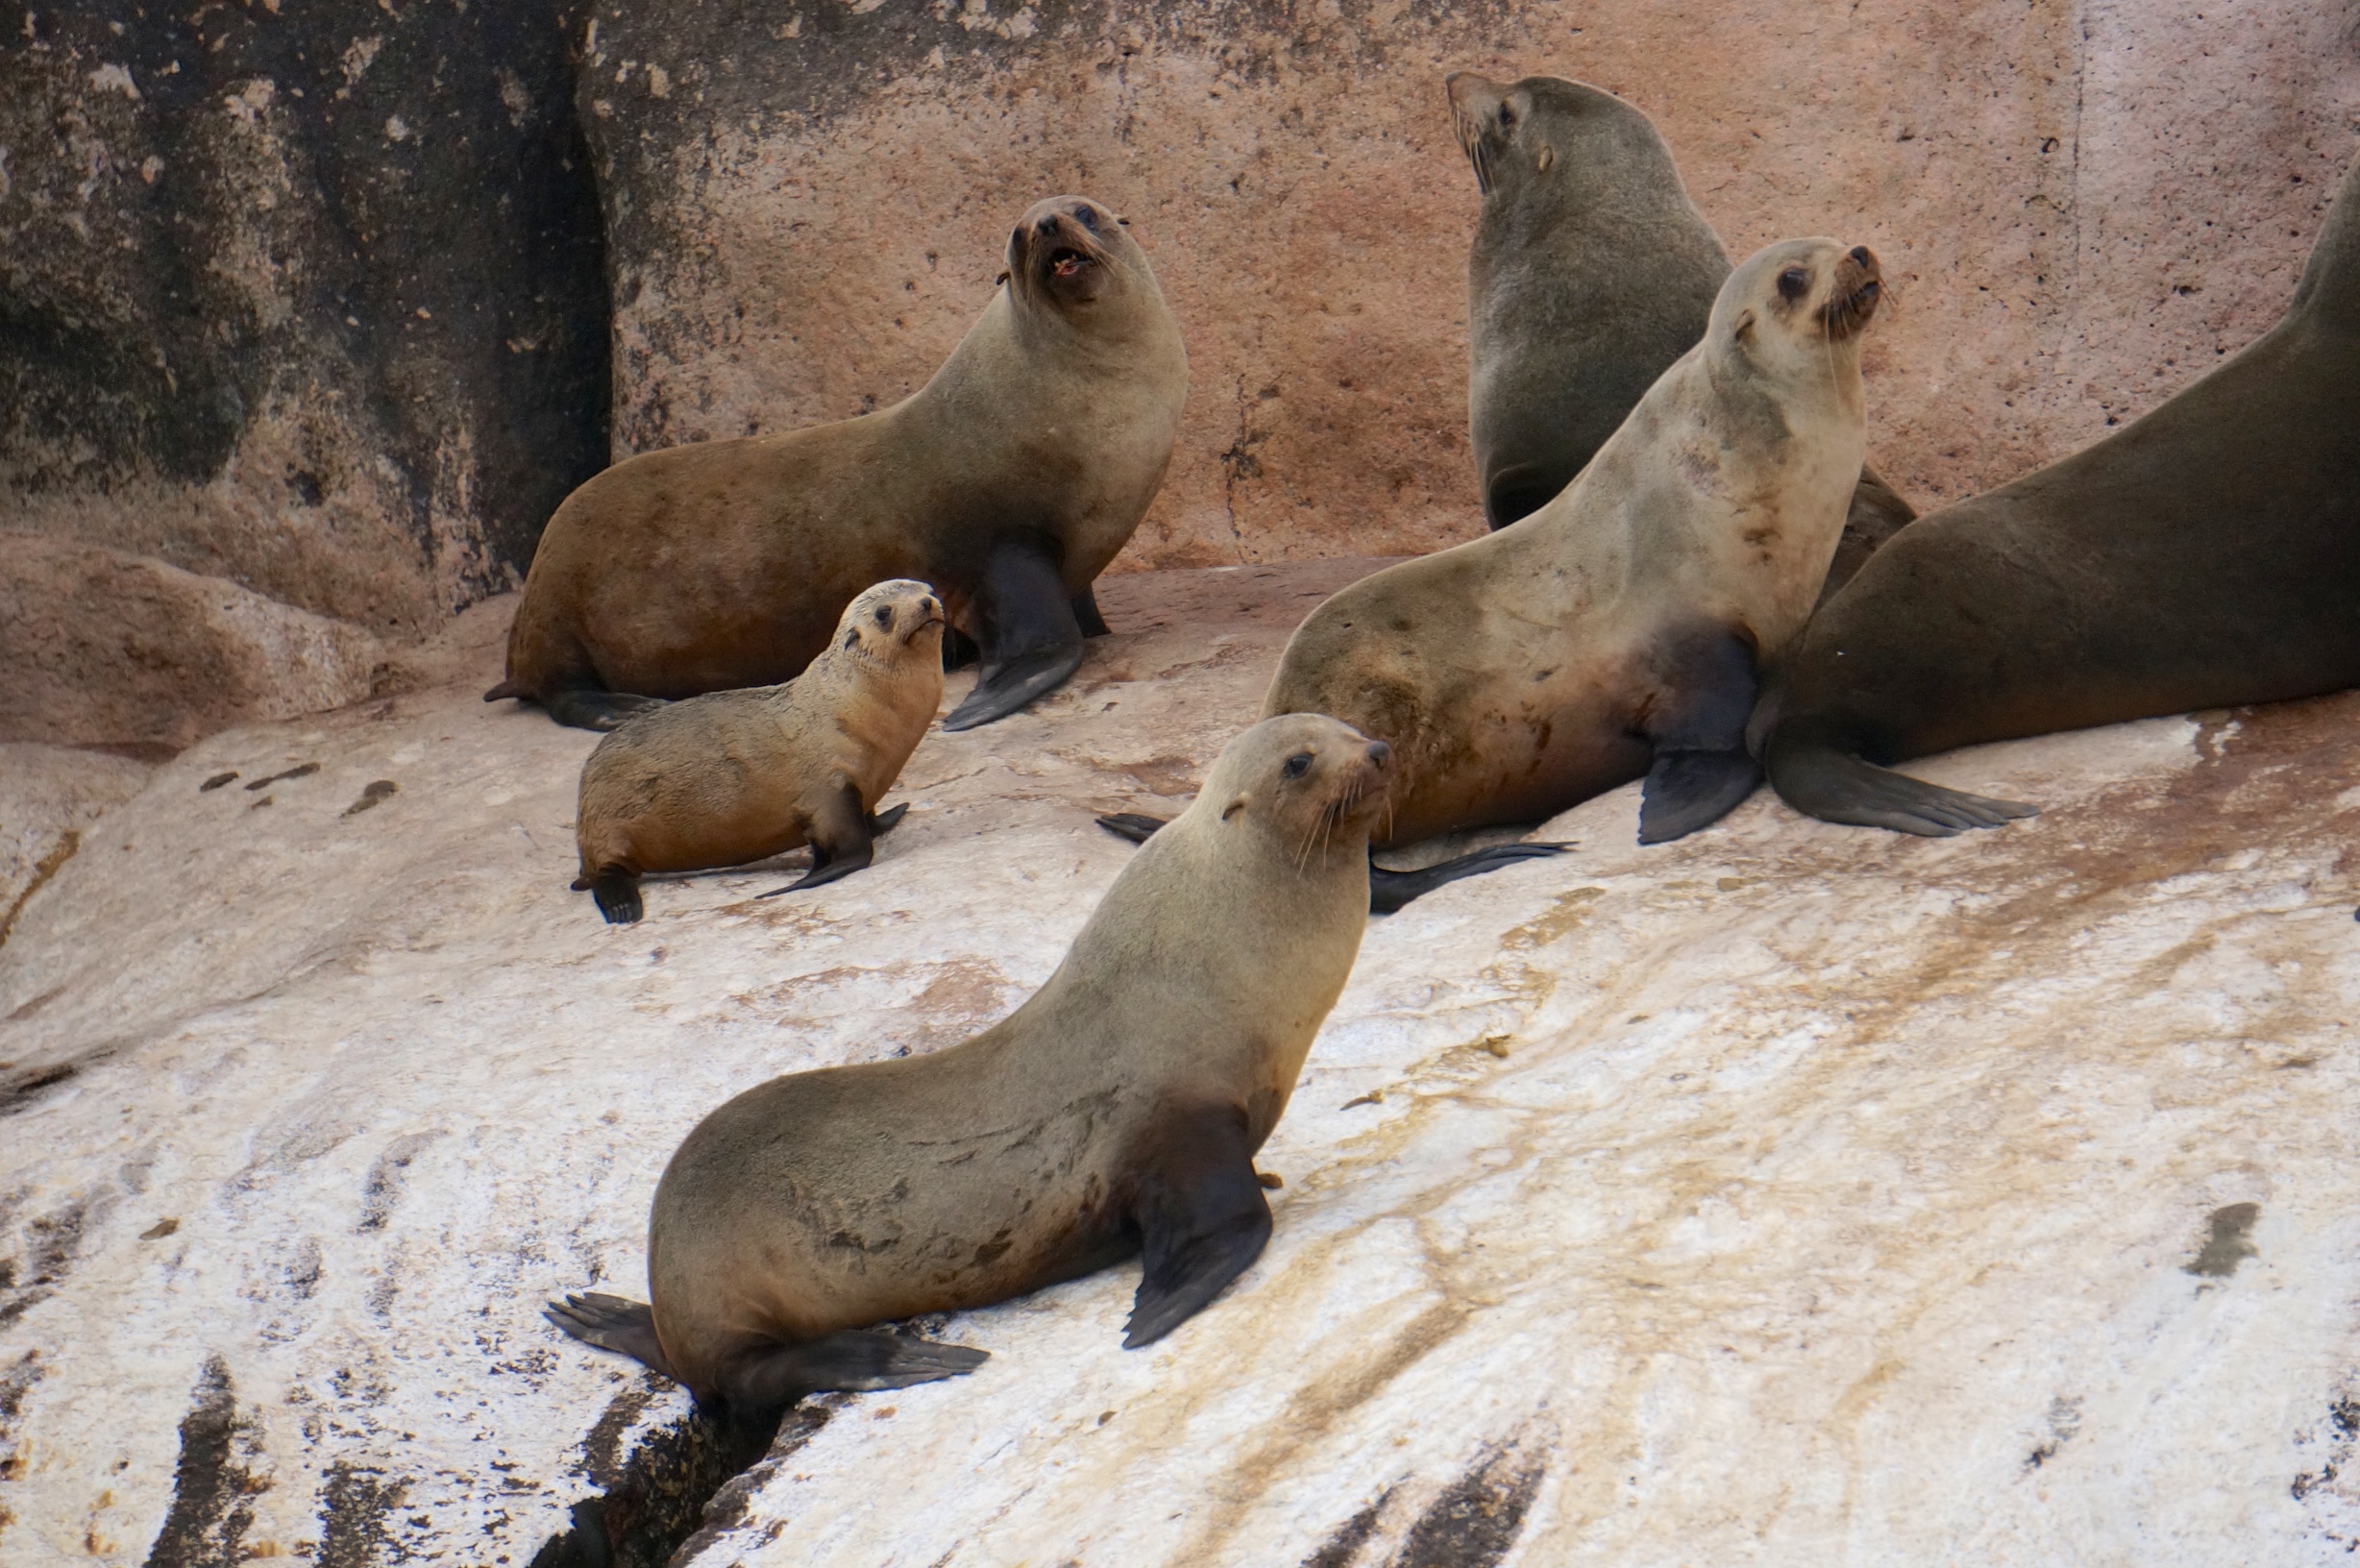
[1821,247,1884,341]
[904,613,946,647]
[1047,247,1093,280]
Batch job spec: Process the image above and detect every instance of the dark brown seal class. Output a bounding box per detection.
[1758,144,2360,835]
[548,714,1392,1415]
[486,195,1188,733]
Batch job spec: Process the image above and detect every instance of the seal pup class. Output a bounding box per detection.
[1265,235,1885,848]
[1758,145,2360,835]
[1448,71,1914,598]
[486,194,1188,733]
[570,580,946,924]
[547,714,1394,1416]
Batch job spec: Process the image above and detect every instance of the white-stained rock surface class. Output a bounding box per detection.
[4,563,2358,1565]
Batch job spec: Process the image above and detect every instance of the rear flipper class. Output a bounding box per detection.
[572,869,645,925]
[1764,732,2036,836]
[1095,812,1168,845]
[943,536,1087,731]
[544,688,669,733]
[1637,625,1765,845]
[546,1291,676,1379]
[1124,1102,1273,1349]
[727,1329,990,1413]
[1369,842,1571,914]
[757,783,889,898]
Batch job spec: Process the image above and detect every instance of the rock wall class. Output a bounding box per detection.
[5,0,2354,747]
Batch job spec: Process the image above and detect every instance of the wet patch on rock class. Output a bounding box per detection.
[144,1356,267,1566]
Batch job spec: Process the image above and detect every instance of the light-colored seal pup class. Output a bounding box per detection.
[570,580,946,924]
[1448,71,1914,599]
[487,194,1188,733]
[547,714,1394,1414]
[1759,143,2360,835]
[1265,236,1885,848]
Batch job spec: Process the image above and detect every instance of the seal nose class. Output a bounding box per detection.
[1849,245,1872,266]
[1036,214,1062,236]
[1365,741,1390,768]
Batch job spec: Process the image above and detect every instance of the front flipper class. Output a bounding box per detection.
[1124,1102,1274,1349]
[726,1329,990,1414]
[1072,585,1113,638]
[1764,729,2036,836]
[757,783,879,897]
[943,536,1087,731]
[545,688,669,733]
[1368,842,1572,914]
[573,869,645,924]
[1095,812,1169,845]
[545,1291,676,1379]
[1637,626,1764,845]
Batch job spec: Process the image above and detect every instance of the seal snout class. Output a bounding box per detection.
[1822,244,1884,340]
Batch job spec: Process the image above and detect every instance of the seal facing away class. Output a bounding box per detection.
[1449,72,1915,596]
[1758,145,2360,835]
[548,714,1392,1416]
[486,194,1188,733]
[570,580,946,924]
[1265,236,1884,849]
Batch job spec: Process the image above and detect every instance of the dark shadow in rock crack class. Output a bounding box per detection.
[144,1355,267,1566]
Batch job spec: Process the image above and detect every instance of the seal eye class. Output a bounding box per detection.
[1072,205,1097,231]
[1777,266,1810,302]
[874,605,893,626]
[1282,752,1314,780]
[1496,104,1515,129]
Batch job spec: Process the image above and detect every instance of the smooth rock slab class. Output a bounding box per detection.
[2,563,2358,1565]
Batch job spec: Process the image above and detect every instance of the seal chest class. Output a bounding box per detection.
[491,194,1188,733]
[569,579,946,923]
[1265,236,1887,849]
[547,714,1395,1416]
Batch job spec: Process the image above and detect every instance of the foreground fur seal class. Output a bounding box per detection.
[1449,72,1914,595]
[547,714,1392,1415]
[570,581,946,923]
[488,194,1188,733]
[1266,236,1884,848]
[1758,145,2360,835]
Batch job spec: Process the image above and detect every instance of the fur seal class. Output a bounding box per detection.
[1758,145,2360,835]
[570,580,946,924]
[1264,235,1885,848]
[547,714,1394,1415]
[1448,72,1915,598]
[486,194,1188,733]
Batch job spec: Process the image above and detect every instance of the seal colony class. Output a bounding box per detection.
[1450,72,1917,599]
[1759,143,2360,835]
[569,581,946,924]
[487,194,1188,733]
[548,715,1394,1412]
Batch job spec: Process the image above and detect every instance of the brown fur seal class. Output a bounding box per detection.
[570,581,946,924]
[547,713,1394,1415]
[1264,236,1884,849]
[486,194,1188,733]
[1448,72,1914,598]
[1758,144,2360,835]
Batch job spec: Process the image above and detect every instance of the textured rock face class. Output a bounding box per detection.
[580,0,2357,567]
[5,564,2360,1565]
[0,0,609,638]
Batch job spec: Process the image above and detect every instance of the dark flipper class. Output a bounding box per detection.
[942,536,1087,731]
[545,1292,676,1379]
[1636,625,1763,845]
[581,870,644,925]
[1764,729,2036,837]
[1072,586,1113,638]
[870,801,910,835]
[726,1329,989,1414]
[545,688,669,733]
[1368,842,1572,914]
[1095,812,1168,845]
[1124,1102,1274,1349]
[757,783,877,897]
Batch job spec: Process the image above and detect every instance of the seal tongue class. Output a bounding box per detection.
[1052,252,1085,277]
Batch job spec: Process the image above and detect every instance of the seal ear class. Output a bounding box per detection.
[995,269,1011,285]
[1219,796,1248,821]
[1731,307,1757,344]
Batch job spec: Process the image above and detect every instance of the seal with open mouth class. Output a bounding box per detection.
[1255,236,1886,850]
[1448,72,1915,600]
[486,195,1188,732]
[547,714,1393,1417]
[569,580,946,923]
[1758,144,2360,835]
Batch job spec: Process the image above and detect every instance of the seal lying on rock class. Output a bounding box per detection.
[569,581,946,924]
[1448,71,1915,598]
[1758,144,2360,835]
[487,194,1188,733]
[548,714,1393,1415]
